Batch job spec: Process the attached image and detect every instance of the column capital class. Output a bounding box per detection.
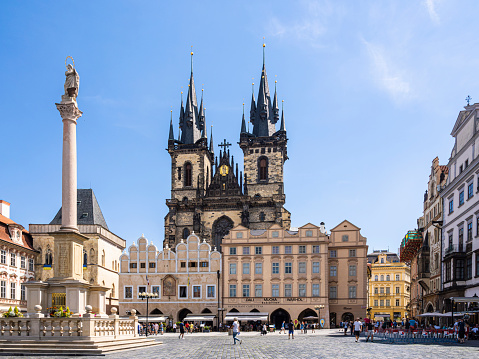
[55,102,83,123]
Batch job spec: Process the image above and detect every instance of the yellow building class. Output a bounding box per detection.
[367,250,410,322]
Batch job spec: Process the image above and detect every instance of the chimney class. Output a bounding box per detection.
[0,200,11,219]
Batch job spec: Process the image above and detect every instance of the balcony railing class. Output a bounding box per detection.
[444,245,465,255]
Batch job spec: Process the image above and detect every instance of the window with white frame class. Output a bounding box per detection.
[255,262,262,274]
[298,283,306,297]
[243,262,250,274]
[272,246,279,254]
[329,286,337,298]
[298,262,306,274]
[284,284,292,297]
[229,263,237,274]
[138,286,146,297]
[272,284,279,297]
[299,245,306,254]
[255,284,262,297]
[285,262,292,274]
[255,246,262,255]
[242,284,250,297]
[124,286,133,299]
[312,245,320,253]
[152,286,160,297]
[20,256,26,269]
[312,262,320,273]
[395,274,400,281]
[243,247,250,255]
[192,285,201,298]
[349,265,357,276]
[10,283,15,299]
[312,283,320,297]
[1,250,6,264]
[179,286,188,298]
[207,285,215,298]
[1,281,6,298]
[348,286,357,298]
[285,246,292,254]
[21,284,25,301]
[229,284,236,297]
[330,265,337,277]
[272,262,279,274]
[229,247,237,255]
[10,253,16,267]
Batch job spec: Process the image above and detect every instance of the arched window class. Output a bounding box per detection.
[258,157,268,181]
[45,248,52,266]
[386,275,390,281]
[83,250,87,267]
[380,275,384,281]
[374,275,378,281]
[184,163,192,187]
[183,228,190,239]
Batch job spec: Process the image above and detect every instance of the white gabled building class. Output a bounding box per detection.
[441,102,479,308]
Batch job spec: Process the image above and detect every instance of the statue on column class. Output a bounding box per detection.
[63,57,80,101]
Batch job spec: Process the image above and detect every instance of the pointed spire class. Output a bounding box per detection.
[272,79,279,123]
[209,125,214,153]
[169,110,175,140]
[241,103,247,133]
[280,100,286,132]
[181,50,201,144]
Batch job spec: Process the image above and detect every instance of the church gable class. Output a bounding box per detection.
[206,144,243,198]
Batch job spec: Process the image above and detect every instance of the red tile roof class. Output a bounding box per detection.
[0,214,36,252]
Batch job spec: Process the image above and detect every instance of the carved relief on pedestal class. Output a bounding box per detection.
[58,243,69,276]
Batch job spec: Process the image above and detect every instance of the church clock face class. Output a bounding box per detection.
[219,165,229,176]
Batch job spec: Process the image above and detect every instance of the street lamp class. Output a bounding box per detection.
[314,304,325,329]
[138,292,159,337]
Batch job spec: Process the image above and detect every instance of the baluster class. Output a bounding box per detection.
[0,320,5,336]
[59,320,64,336]
[8,320,14,336]
[77,320,83,337]
[17,320,22,336]
[51,320,56,336]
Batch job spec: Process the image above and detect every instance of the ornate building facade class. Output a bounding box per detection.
[164,49,290,251]
[0,201,36,313]
[119,233,221,322]
[367,250,410,321]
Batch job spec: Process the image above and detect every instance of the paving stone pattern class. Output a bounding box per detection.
[4,329,479,358]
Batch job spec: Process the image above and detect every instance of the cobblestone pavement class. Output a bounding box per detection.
[5,329,479,358]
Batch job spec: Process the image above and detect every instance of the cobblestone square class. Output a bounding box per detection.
[8,329,476,359]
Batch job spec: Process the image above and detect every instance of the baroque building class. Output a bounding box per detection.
[221,220,368,328]
[0,201,36,313]
[367,250,410,321]
[164,48,290,251]
[410,157,448,318]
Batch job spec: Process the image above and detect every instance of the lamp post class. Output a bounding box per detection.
[217,270,220,332]
[314,304,325,329]
[139,292,159,337]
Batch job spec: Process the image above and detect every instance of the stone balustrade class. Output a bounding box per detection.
[0,307,138,341]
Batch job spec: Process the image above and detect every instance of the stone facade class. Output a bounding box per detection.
[0,201,36,313]
[164,52,290,251]
[119,233,221,322]
[222,220,368,328]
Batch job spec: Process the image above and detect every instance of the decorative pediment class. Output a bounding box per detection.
[206,145,243,198]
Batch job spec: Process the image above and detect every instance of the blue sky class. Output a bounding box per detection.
[1,0,478,253]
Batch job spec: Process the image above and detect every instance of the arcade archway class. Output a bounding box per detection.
[178,308,192,322]
[270,308,291,328]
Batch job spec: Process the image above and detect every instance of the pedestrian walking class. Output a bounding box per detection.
[365,320,374,342]
[353,318,362,343]
[280,321,286,334]
[344,321,348,335]
[179,321,185,339]
[233,318,242,345]
[457,319,466,344]
[350,320,354,336]
[311,323,315,333]
[300,321,304,334]
[288,320,295,339]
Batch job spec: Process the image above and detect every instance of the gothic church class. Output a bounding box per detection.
[164,47,290,251]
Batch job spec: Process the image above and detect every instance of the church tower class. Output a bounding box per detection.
[239,44,290,229]
[165,52,214,248]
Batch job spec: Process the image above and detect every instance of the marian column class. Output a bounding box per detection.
[56,60,82,232]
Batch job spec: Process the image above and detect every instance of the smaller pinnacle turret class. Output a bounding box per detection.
[209,125,214,153]
[241,103,247,133]
[280,100,286,132]
[169,110,175,140]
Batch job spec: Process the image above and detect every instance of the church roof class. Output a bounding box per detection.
[50,189,109,230]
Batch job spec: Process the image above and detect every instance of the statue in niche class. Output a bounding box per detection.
[63,57,80,99]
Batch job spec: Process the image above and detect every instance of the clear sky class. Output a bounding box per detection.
[1,0,478,253]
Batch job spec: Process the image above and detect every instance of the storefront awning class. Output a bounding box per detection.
[138,316,167,322]
[225,316,268,321]
[450,297,479,303]
[184,314,216,321]
[374,314,390,318]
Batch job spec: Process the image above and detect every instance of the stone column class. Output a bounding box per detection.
[55,100,82,232]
